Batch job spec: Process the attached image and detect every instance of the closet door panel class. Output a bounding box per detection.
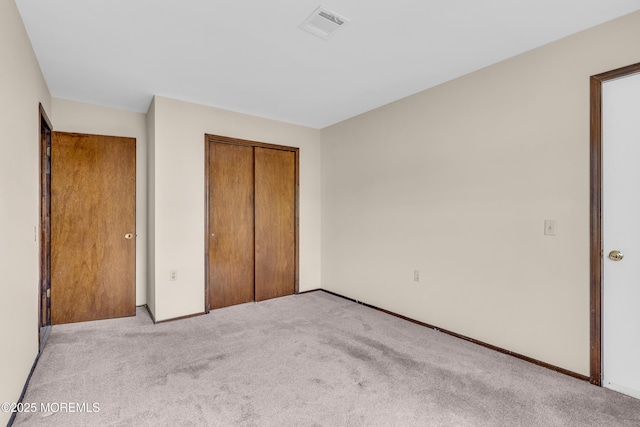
[208,142,255,309]
[254,148,295,301]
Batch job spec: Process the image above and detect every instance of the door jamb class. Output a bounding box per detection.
[590,62,640,386]
[204,134,300,313]
[38,103,53,351]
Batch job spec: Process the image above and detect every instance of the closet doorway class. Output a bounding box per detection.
[205,134,299,311]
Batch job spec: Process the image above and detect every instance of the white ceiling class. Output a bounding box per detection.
[15,0,640,129]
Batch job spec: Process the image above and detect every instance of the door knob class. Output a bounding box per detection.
[608,250,624,261]
[124,233,134,240]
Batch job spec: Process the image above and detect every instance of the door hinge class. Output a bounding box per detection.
[46,146,51,157]
[46,288,50,298]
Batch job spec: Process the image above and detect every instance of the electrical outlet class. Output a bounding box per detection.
[544,220,557,236]
[169,270,178,281]
[414,270,420,282]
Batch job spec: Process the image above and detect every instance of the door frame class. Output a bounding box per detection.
[204,134,300,313]
[590,61,640,386]
[38,103,52,349]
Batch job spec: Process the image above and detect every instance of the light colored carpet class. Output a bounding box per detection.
[13,291,640,426]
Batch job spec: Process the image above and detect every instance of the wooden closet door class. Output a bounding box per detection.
[208,142,255,309]
[254,147,296,301]
[51,132,136,324]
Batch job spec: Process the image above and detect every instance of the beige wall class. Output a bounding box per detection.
[148,96,322,321]
[321,11,640,376]
[0,0,51,424]
[51,98,148,305]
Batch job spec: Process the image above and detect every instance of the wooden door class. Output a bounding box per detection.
[206,135,298,310]
[51,132,136,324]
[254,148,296,301]
[208,142,255,309]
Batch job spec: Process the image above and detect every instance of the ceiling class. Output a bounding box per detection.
[15,0,640,129]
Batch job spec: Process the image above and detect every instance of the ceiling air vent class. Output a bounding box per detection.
[299,6,350,40]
